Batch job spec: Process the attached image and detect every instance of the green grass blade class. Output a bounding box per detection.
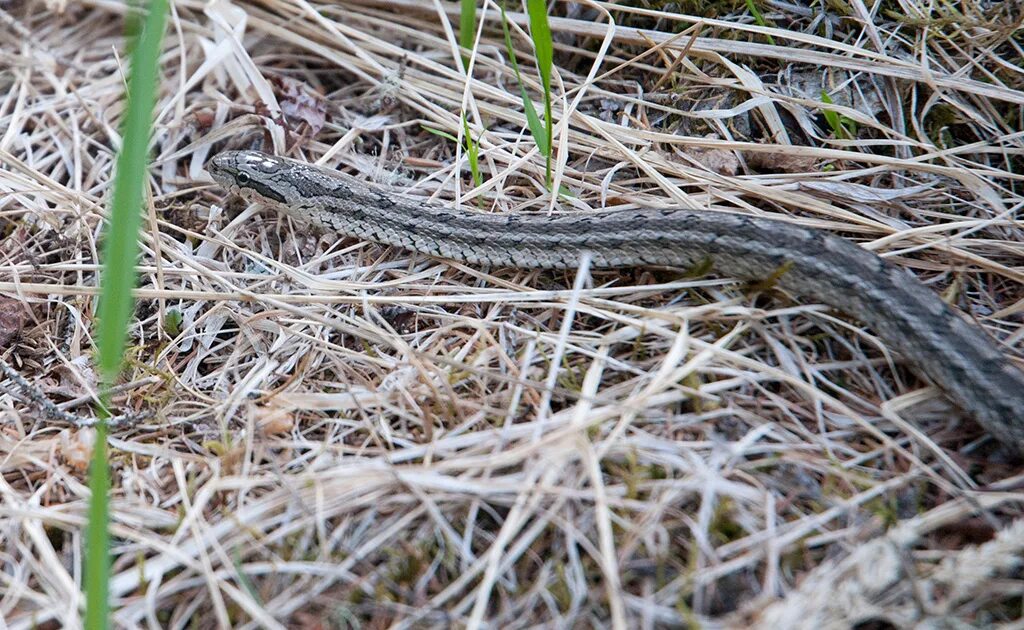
[820,90,852,139]
[520,85,549,157]
[459,0,477,70]
[462,114,482,188]
[86,0,168,627]
[85,429,111,630]
[500,7,548,156]
[525,0,552,90]
[525,0,554,185]
[499,7,523,79]
[422,125,459,143]
[744,0,776,46]
[96,2,167,382]
[425,122,483,193]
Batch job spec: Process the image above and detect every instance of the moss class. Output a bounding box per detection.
[549,563,573,612]
[614,0,750,22]
[709,498,746,545]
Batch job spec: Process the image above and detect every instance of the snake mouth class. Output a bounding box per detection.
[206,154,237,189]
[206,152,290,205]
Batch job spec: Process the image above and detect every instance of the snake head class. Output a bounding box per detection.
[207,150,290,204]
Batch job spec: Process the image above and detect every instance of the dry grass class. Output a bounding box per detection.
[1,0,1023,627]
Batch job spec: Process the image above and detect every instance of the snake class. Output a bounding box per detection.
[208,150,1024,451]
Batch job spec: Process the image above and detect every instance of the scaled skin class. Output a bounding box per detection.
[209,150,1024,451]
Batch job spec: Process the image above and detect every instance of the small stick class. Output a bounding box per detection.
[0,356,149,429]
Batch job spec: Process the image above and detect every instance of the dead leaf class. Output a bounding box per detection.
[0,225,27,259]
[0,298,27,350]
[270,76,327,135]
[798,180,937,203]
[681,145,740,176]
[255,404,295,436]
[191,109,215,131]
[59,427,95,472]
[746,151,817,173]
[52,356,98,400]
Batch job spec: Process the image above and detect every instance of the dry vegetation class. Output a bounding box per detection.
[1,0,1023,627]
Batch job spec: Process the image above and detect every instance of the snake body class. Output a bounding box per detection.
[208,150,1024,450]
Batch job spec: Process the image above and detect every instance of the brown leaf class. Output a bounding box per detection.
[683,145,740,175]
[270,76,327,135]
[0,298,27,350]
[255,405,295,436]
[59,428,96,472]
[0,225,28,258]
[191,109,215,131]
[746,150,817,173]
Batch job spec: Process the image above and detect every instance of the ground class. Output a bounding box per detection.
[0,0,1022,627]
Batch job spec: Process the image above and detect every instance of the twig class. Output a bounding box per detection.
[0,356,149,429]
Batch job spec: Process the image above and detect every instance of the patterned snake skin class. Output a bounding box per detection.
[208,150,1024,451]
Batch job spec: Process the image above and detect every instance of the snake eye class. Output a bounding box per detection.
[236,172,251,185]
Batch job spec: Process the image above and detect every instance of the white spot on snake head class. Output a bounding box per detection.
[209,151,291,185]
